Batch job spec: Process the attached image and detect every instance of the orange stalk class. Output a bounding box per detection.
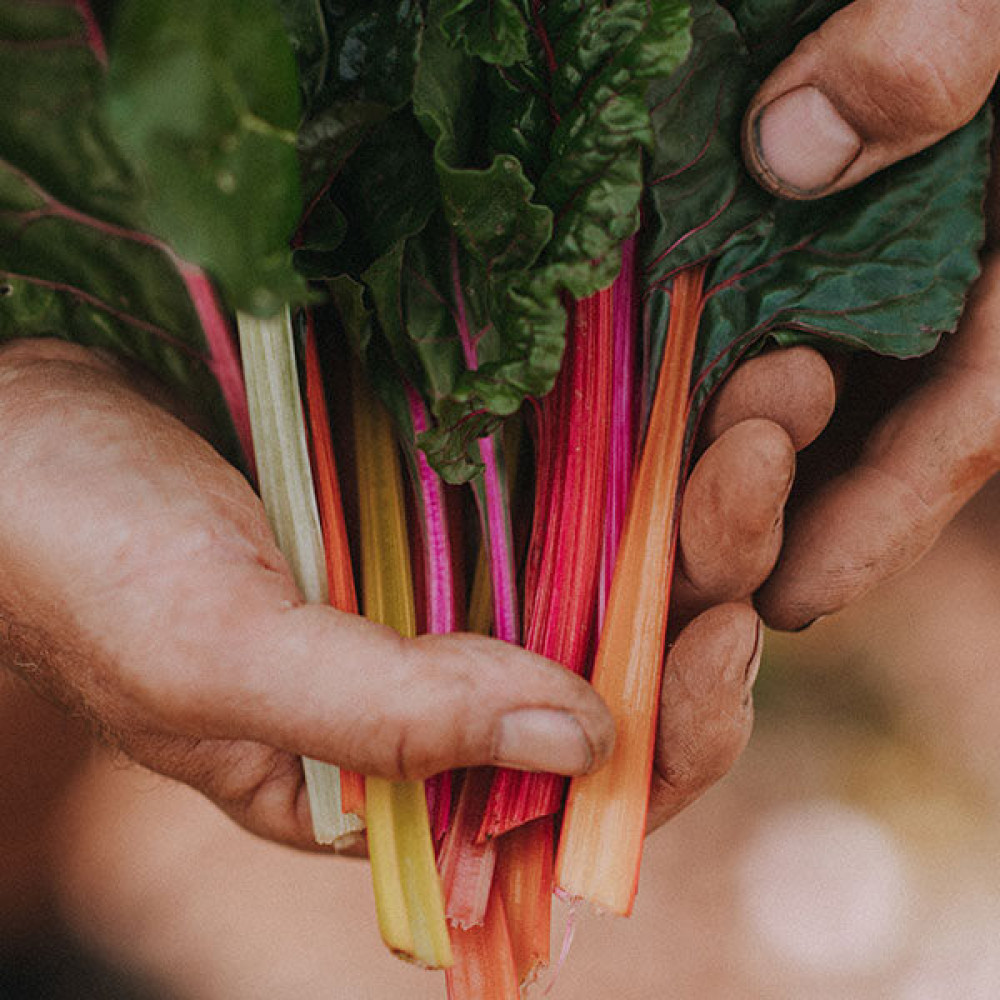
[302,316,366,818]
[445,880,520,1000]
[495,817,553,986]
[554,264,706,915]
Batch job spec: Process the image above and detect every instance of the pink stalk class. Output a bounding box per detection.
[437,240,520,928]
[438,770,498,929]
[176,260,255,475]
[480,280,615,839]
[598,236,637,623]
[73,0,108,66]
[449,236,519,644]
[405,383,456,841]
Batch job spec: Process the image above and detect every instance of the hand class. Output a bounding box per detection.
[738,0,1000,630]
[0,335,827,844]
[0,338,615,849]
[650,0,1000,827]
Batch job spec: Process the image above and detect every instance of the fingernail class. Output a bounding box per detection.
[493,709,596,775]
[749,86,862,197]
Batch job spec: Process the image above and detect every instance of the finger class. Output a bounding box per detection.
[177,599,617,783]
[742,0,1000,199]
[758,252,1000,630]
[701,346,836,451]
[673,418,795,618]
[648,603,760,832]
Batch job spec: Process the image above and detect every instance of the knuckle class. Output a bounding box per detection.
[374,641,481,780]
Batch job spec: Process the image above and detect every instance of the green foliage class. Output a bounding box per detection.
[0,1,230,447]
[642,0,989,426]
[0,0,990,484]
[316,0,692,481]
[107,0,308,315]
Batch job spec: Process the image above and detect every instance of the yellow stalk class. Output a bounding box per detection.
[352,368,452,969]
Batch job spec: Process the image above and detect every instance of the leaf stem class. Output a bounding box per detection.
[235,307,362,846]
[554,263,706,916]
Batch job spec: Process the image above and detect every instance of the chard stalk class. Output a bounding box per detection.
[445,881,520,1000]
[437,240,519,932]
[235,307,362,847]
[449,236,520,646]
[179,261,256,472]
[403,383,455,843]
[495,817,554,987]
[599,236,638,622]
[554,263,707,916]
[352,368,453,970]
[301,317,366,819]
[481,280,615,838]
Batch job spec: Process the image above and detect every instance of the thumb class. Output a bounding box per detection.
[145,570,616,784]
[743,0,999,199]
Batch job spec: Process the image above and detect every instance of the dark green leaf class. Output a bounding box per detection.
[279,0,424,115]
[107,0,307,315]
[643,0,990,426]
[0,0,240,455]
[348,0,691,480]
[439,0,529,66]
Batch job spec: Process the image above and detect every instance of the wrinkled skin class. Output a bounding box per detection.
[653,0,1000,829]
[3,0,999,857]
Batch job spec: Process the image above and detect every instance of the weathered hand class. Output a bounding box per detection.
[650,0,1000,826]
[0,338,615,850]
[741,0,1000,629]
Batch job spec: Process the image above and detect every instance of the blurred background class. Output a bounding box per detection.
[6,478,1000,999]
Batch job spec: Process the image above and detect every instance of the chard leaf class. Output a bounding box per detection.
[0,1,310,461]
[0,1,226,440]
[325,0,692,482]
[643,0,990,422]
[280,0,425,201]
[491,0,693,295]
[438,0,529,66]
[107,0,308,316]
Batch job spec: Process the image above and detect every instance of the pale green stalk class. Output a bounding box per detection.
[236,308,364,846]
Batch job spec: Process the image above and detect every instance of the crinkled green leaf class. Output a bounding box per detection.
[490,0,692,296]
[439,0,529,66]
[327,0,691,481]
[643,0,990,424]
[0,0,241,455]
[107,0,308,316]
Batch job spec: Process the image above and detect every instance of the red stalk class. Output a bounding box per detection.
[480,280,616,838]
[555,263,707,916]
[495,817,553,986]
[301,314,365,817]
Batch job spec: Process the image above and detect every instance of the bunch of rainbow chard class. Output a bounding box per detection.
[0,0,991,993]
